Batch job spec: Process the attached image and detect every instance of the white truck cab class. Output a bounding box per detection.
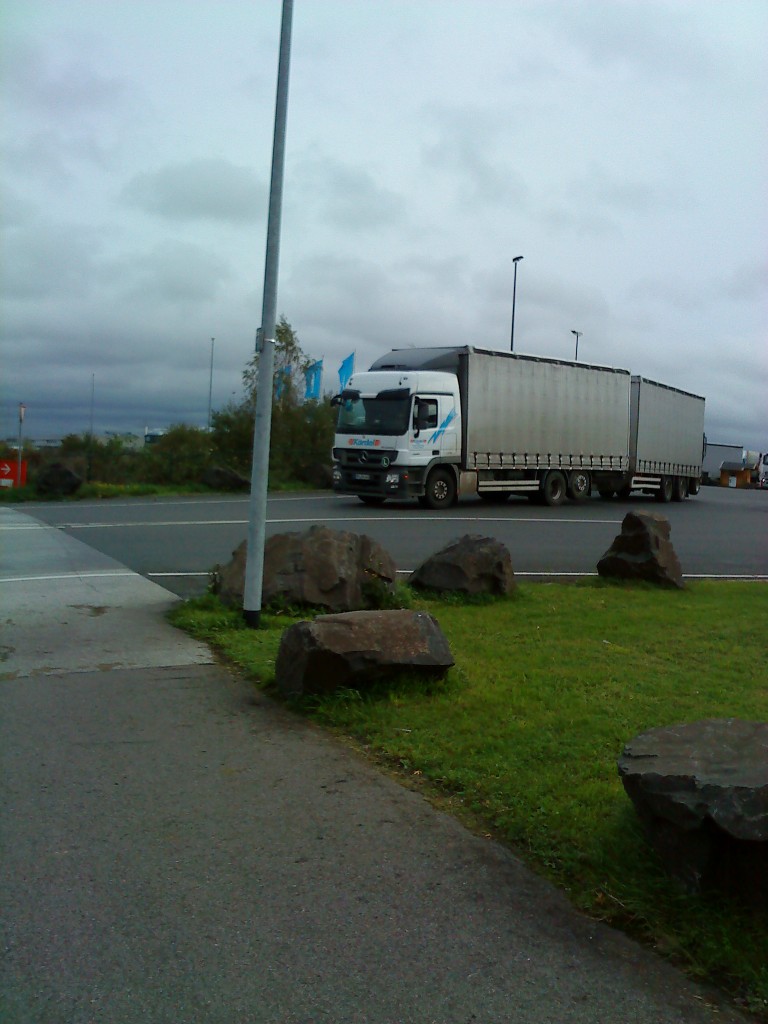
[332,370,461,506]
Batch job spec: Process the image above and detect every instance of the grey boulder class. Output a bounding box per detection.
[35,463,82,497]
[201,465,250,491]
[214,525,397,611]
[618,719,768,904]
[597,511,684,588]
[410,534,516,596]
[275,609,454,697]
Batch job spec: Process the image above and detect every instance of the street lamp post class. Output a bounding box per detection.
[17,403,25,487]
[207,337,215,431]
[571,330,582,360]
[510,255,523,352]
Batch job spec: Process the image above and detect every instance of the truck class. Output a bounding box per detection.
[331,346,706,509]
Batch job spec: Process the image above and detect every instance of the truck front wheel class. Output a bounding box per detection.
[424,468,457,510]
[540,470,566,507]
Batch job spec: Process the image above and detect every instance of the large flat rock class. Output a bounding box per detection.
[618,719,768,901]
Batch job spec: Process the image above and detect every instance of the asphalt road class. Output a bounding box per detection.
[19,485,768,599]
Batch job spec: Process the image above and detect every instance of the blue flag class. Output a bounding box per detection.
[304,359,323,401]
[338,352,355,390]
[274,366,291,400]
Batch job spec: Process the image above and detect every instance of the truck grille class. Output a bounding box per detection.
[334,448,397,468]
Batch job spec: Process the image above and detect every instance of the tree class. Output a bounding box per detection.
[141,425,212,485]
[210,401,256,477]
[242,315,310,408]
[51,433,142,484]
[214,316,335,486]
[268,398,335,487]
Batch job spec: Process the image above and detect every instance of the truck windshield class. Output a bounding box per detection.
[336,391,411,436]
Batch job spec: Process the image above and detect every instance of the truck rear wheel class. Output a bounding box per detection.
[566,470,590,502]
[540,470,566,507]
[655,476,674,503]
[672,476,688,501]
[424,468,457,510]
[688,477,701,495]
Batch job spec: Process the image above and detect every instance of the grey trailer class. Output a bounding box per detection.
[629,376,706,501]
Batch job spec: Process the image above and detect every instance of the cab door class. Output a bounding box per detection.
[413,395,459,455]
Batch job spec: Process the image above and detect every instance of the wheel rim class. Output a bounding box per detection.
[569,471,590,499]
[427,470,455,508]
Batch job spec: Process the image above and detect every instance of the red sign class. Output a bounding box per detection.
[0,460,27,488]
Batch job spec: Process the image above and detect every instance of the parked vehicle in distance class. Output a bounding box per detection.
[331,346,706,509]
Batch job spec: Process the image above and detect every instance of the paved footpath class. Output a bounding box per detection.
[0,506,751,1024]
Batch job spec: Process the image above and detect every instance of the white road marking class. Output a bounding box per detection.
[0,571,136,583]
[3,514,624,530]
[4,570,765,585]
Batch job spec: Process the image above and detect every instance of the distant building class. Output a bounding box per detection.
[3,437,61,449]
[720,461,752,488]
[701,442,742,482]
[104,431,143,451]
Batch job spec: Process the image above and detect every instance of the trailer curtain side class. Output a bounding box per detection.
[630,377,705,475]
[460,349,631,471]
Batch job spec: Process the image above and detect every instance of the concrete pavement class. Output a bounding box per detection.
[0,505,750,1023]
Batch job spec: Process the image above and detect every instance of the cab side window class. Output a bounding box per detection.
[414,399,438,431]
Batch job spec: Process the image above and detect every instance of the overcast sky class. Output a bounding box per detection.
[2,0,766,448]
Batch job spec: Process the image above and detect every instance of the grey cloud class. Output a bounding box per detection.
[3,290,253,438]
[7,130,113,185]
[2,223,103,300]
[122,160,266,223]
[725,261,768,302]
[422,108,529,208]
[627,276,702,313]
[7,40,128,119]
[293,157,405,231]
[287,254,448,356]
[569,170,684,216]
[1,189,39,228]
[550,2,720,81]
[539,206,623,239]
[115,240,233,303]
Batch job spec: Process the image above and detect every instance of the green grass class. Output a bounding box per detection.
[169,581,768,1015]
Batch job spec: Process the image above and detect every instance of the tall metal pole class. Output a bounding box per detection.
[207,337,215,430]
[510,255,523,352]
[243,0,293,628]
[571,330,582,360]
[17,403,25,488]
